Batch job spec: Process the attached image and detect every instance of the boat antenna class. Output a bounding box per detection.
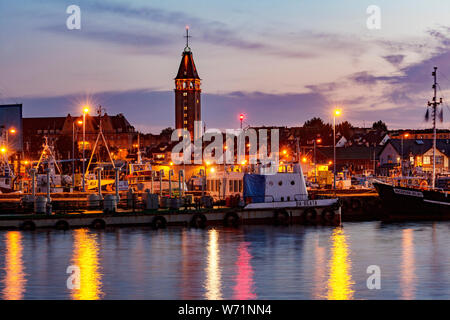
[426,67,443,189]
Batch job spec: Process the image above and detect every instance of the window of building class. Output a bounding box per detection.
[436,156,444,164]
[183,92,187,96]
[423,156,431,165]
[184,121,187,125]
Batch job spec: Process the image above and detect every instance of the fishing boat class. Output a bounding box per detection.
[373,67,450,221]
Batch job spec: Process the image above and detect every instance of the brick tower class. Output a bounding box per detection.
[175,27,201,141]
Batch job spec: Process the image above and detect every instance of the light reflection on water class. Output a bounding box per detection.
[205,229,222,300]
[0,222,450,300]
[71,229,103,300]
[327,228,354,300]
[2,232,26,300]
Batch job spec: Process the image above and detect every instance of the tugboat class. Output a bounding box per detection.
[373,67,450,221]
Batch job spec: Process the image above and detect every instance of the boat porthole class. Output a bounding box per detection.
[291,181,295,185]
[278,181,283,186]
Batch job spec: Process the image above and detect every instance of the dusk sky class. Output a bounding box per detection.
[1,0,450,133]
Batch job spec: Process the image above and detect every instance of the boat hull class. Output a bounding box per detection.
[373,182,450,221]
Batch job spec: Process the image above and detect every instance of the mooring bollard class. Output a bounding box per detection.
[168,169,174,198]
[95,167,104,200]
[199,169,205,197]
[114,167,121,202]
[159,169,164,197]
[30,168,36,201]
[127,188,134,209]
[178,170,184,199]
[45,168,52,214]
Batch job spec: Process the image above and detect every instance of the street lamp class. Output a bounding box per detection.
[72,120,83,186]
[82,106,89,192]
[239,114,245,129]
[314,138,322,183]
[401,133,409,176]
[333,109,342,190]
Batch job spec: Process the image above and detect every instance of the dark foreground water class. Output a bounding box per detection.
[0,222,450,300]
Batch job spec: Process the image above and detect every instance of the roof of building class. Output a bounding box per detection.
[385,139,450,157]
[23,117,66,132]
[348,130,387,146]
[318,145,383,160]
[175,51,200,80]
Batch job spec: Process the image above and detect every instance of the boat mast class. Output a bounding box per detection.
[428,67,443,189]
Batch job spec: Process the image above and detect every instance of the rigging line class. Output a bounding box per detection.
[437,84,450,123]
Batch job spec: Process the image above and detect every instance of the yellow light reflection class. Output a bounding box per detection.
[401,229,415,300]
[205,229,223,300]
[327,228,354,300]
[71,229,103,300]
[2,232,26,300]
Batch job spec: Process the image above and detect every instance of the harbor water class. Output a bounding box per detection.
[1,222,450,300]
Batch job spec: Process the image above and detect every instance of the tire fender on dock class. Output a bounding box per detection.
[350,198,362,211]
[151,216,167,230]
[20,220,36,231]
[91,219,106,230]
[304,208,317,224]
[190,213,207,229]
[273,209,290,226]
[321,208,335,223]
[223,212,240,228]
[55,220,70,230]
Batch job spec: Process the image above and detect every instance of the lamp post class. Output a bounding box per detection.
[72,120,82,186]
[314,138,322,183]
[401,133,409,176]
[82,107,89,192]
[239,114,245,129]
[333,109,342,190]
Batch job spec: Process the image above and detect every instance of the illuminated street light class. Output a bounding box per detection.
[314,138,322,183]
[239,114,245,129]
[82,106,90,192]
[0,147,7,153]
[333,108,342,190]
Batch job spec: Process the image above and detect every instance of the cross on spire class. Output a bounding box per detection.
[184,26,191,50]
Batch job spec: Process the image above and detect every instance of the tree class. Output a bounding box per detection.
[160,127,174,137]
[336,121,353,139]
[372,120,387,132]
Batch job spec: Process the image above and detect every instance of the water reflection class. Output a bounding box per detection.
[205,229,222,300]
[233,242,256,300]
[71,229,103,300]
[401,229,415,300]
[2,231,26,300]
[327,228,354,300]
[312,237,326,299]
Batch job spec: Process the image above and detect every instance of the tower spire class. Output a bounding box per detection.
[184,26,191,51]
